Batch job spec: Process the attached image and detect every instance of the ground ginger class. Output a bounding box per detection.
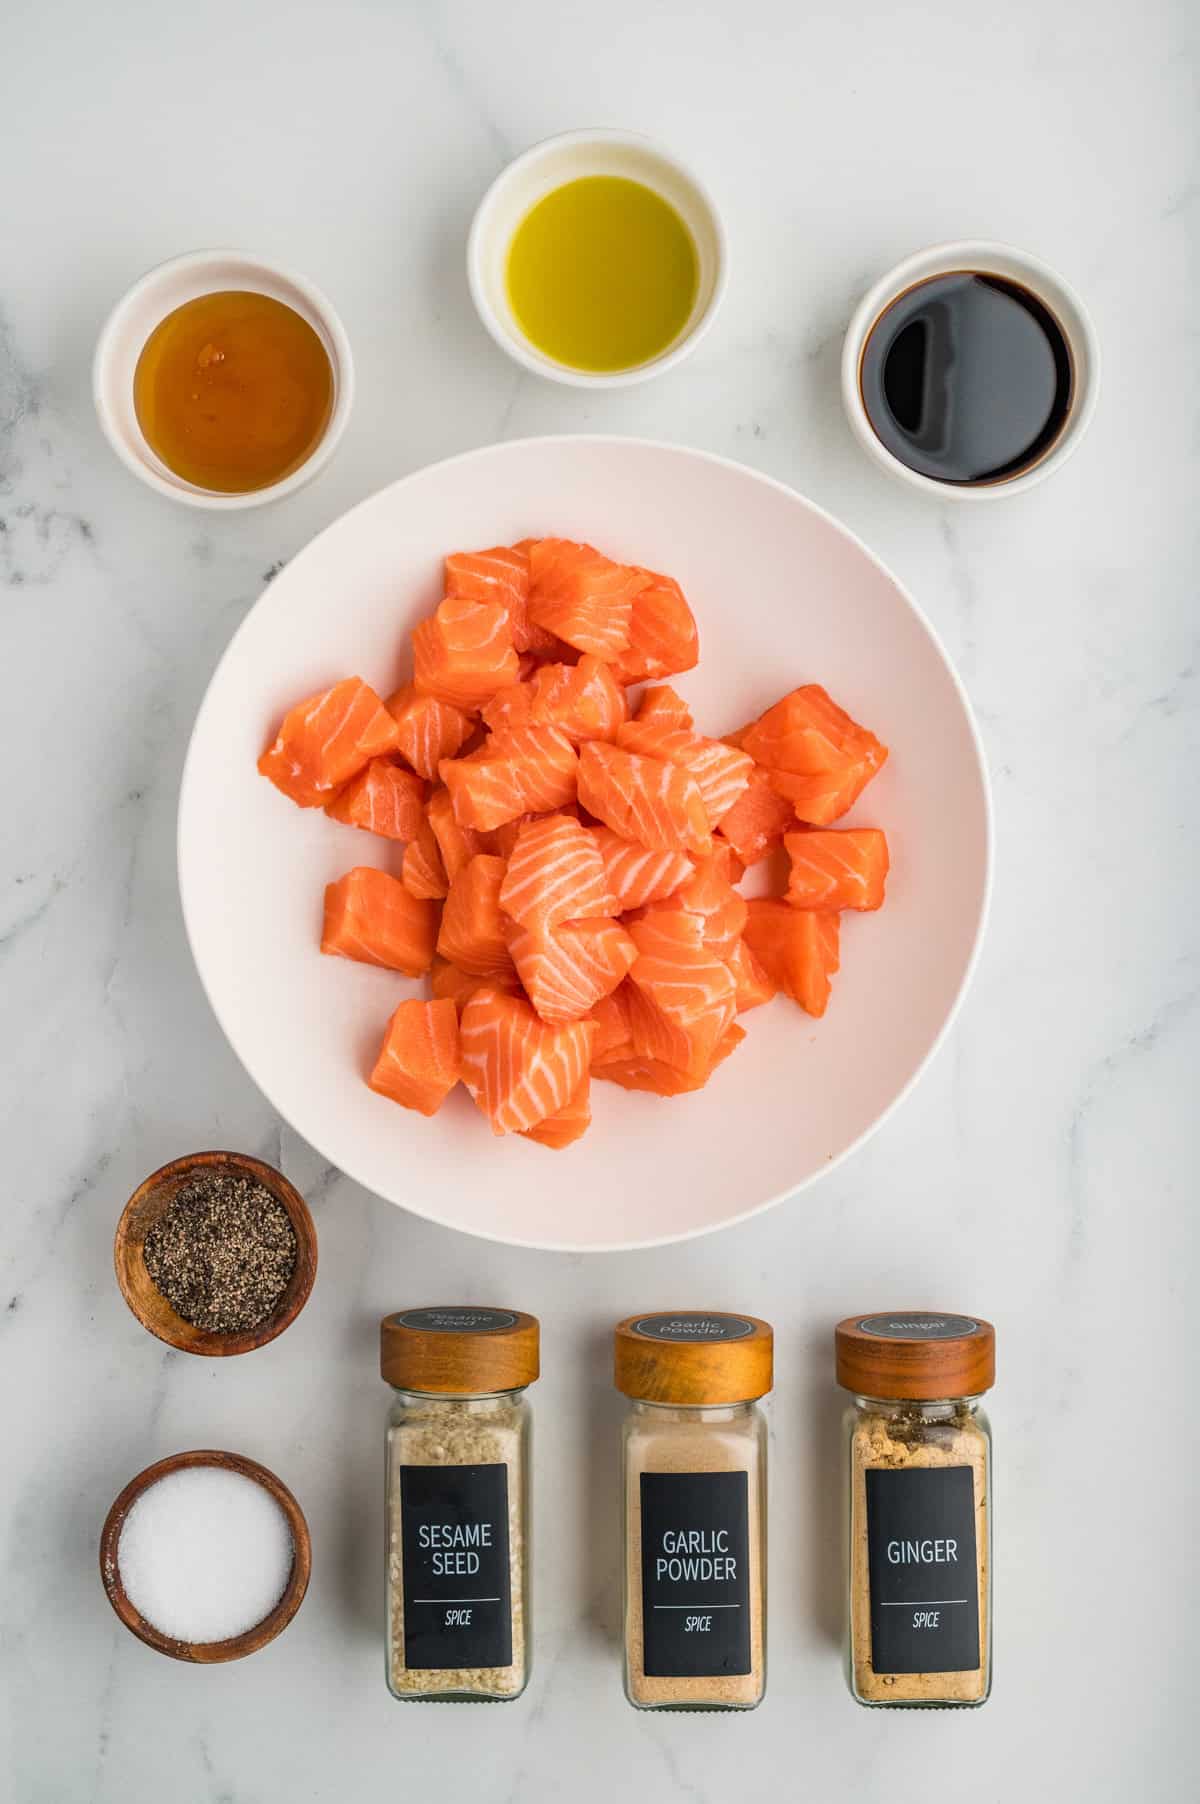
[837,1312,994,1707]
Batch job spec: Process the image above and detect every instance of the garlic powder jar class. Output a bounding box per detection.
[615,1312,772,1710]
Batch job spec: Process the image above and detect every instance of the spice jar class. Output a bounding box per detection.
[382,1306,538,1702]
[615,1312,772,1711]
[837,1311,995,1708]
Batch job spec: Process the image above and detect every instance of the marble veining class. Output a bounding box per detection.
[1,0,1197,1799]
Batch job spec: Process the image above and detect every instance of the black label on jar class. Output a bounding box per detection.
[396,1307,517,1334]
[633,1313,755,1343]
[858,1313,980,1341]
[866,1467,980,1674]
[399,1464,512,1669]
[639,1472,751,1677]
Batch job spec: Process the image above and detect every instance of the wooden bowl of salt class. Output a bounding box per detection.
[99,1449,311,1663]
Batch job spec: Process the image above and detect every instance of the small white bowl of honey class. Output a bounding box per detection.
[93,250,354,509]
[468,129,728,389]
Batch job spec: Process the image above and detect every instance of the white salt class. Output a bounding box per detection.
[117,1465,294,1643]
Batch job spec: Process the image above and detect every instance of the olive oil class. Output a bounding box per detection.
[506,176,698,373]
[134,291,334,493]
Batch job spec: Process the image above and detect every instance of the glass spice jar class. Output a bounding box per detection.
[381,1306,538,1702]
[836,1311,995,1708]
[615,1312,772,1711]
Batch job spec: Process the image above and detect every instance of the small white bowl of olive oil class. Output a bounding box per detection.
[93,250,354,510]
[468,129,728,388]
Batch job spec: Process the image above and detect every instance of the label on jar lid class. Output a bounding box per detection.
[858,1313,980,1341]
[639,1471,752,1678]
[633,1314,755,1343]
[865,1467,981,1674]
[399,1463,513,1669]
[397,1307,518,1335]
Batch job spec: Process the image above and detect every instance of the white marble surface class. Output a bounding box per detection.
[2,1,1196,1797]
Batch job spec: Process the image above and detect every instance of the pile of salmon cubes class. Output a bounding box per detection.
[258,538,890,1149]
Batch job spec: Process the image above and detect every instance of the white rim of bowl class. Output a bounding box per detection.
[92,249,356,511]
[466,128,729,390]
[177,433,993,1254]
[840,239,1100,500]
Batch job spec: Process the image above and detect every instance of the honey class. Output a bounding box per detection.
[133,291,334,494]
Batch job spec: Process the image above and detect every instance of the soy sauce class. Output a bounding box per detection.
[859,273,1073,485]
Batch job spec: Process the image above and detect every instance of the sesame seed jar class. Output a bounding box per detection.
[381,1308,538,1702]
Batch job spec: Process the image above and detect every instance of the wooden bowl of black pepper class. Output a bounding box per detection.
[114,1152,317,1356]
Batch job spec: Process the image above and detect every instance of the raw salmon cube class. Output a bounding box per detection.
[385,684,474,781]
[506,916,638,1026]
[437,854,515,981]
[681,737,755,828]
[447,542,567,657]
[440,726,578,832]
[656,854,748,961]
[532,656,629,742]
[741,684,887,777]
[509,541,576,659]
[615,720,692,761]
[716,765,797,864]
[616,720,753,829]
[459,987,595,1134]
[368,998,460,1116]
[483,655,628,744]
[767,760,884,826]
[708,841,746,886]
[587,826,693,910]
[325,759,425,841]
[626,908,737,1075]
[526,539,643,661]
[499,814,617,931]
[259,677,400,808]
[593,1026,745,1095]
[741,685,887,825]
[578,741,711,856]
[727,937,778,1012]
[785,828,889,911]
[426,786,487,882]
[636,684,694,729]
[321,868,438,976]
[480,813,538,860]
[412,595,521,710]
[429,956,520,1007]
[401,817,449,900]
[743,899,840,1017]
[611,571,700,684]
[519,1074,592,1148]
[478,682,535,736]
[445,545,533,651]
[588,984,636,1065]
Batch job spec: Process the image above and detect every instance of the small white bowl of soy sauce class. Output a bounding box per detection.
[841,241,1098,499]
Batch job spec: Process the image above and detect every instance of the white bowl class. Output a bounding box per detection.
[841,240,1099,500]
[93,250,355,510]
[179,436,991,1253]
[467,130,728,388]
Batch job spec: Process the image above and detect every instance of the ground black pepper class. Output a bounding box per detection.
[143,1173,297,1334]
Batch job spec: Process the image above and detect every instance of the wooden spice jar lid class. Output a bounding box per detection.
[380,1307,539,1394]
[614,1312,774,1405]
[835,1311,995,1400]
